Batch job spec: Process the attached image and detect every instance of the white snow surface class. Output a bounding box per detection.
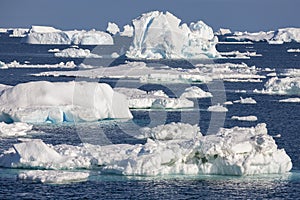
[233,97,257,104]
[18,170,89,184]
[54,48,101,58]
[126,11,220,59]
[115,87,194,109]
[0,81,132,123]
[0,122,33,137]
[180,86,212,99]
[207,104,228,112]
[254,77,300,95]
[22,26,113,45]
[231,116,258,121]
[0,123,292,176]
[0,60,77,69]
[106,22,120,35]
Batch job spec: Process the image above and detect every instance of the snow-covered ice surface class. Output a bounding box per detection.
[115,87,194,109]
[254,77,300,95]
[0,81,132,123]
[231,116,258,122]
[0,122,33,137]
[106,22,120,35]
[233,97,257,104]
[22,26,113,45]
[0,123,292,176]
[0,60,77,69]
[207,104,228,112]
[53,48,101,58]
[18,170,89,184]
[180,86,212,99]
[126,11,220,59]
[279,98,300,103]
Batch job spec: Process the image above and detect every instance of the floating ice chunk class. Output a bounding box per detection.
[180,86,212,99]
[231,116,258,121]
[126,11,220,59]
[281,69,300,77]
[54,48,101,58]
[225,31,274,42]
[215,28,232,35]
[279,98,300,103]
[106,22,120,35]
[111,52,120,58]
[140,122,201,140]
[22,26,113,45]
[152,98,194,109]
[267,72,277,77]
[271,28,300,43]
[287,49,300,53]
[224,101,233,105]
[233,97,257,104]
[207,104,228,112]
[220,51,262,59]
[48,48,60,53]
[0,81,132,123]
[254,77,300,95]
[0,60,77,69]
[0,122,33,137]
[18,170,89,184]
[120,25,134,37]
[7,28,29,37]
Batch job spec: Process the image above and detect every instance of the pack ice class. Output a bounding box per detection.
[0,123,292,176]
[22,26,113,45]
[126,11,220,59]
[254,77,300,95]
[0,81,132,123]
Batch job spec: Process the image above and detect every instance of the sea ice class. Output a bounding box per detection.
[54,48,101,58]
[18,170,89,184]
[279,98,300,103]
[231,116,258,121]
[254,77,300,95]
[180,86,212,99]
[233,97,257,104]
[0,122,33,137]
[0,81,132,123]
[106,22,120,35]
[207,104,228,112]
[0,123,292,176]
[126,11,220,59]
[0,60,77,69]
[287,49,300,53]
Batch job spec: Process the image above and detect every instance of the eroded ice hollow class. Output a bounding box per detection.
[0,81,132,123]
[0,123,292,176]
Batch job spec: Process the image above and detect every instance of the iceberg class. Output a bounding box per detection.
[22,25,113,45]
[0,60,77,69]
[0,122,33,137]
[54,48,101,58]
[207,104,228,112]
[180,86,212,99]
[115,87,194,109]
[0,123,292,176]
[106,22,120,35]
[215,28,232,36]
[231,116,258,121]
[120,25,134,37]
[233,97,257,104]
[7,28,29,37]
[254,77,300,95]
[126,11,220,59]
[18,170,89,184]
[0,81,132,123]
[279,98,300,103]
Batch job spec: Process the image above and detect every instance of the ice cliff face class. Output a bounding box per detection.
[126,11,220,59]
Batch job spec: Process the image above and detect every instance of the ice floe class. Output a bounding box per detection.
[233,97,257,104]
[115,87,193,109]
[254,77,300,95]
[0,60,77,69]
[126,11,220,59]
[279,98,300,103]
[0,123,292,176]
[287,49,300,53]
[0,81,132,123]
[22,25,113,45]
[215,28,232,35]
[106,22,120,35]
[231,116,258,121]
[219,51,262,59]
[180,86,212,99]
[53,48,101,58]
[207,104,228,112]
[0,122,33,137]
[18,170,89,184]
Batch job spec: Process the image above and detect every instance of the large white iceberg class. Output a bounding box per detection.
[22,26,113,45]
[0,81,132,123]
[0,123,292,176]
[180,86,212,99]
[126,11,220,59]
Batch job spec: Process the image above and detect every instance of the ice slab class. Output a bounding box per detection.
[231,116,258,121]
[180,86,212,99]
[0,122,32,137]
[106,22,120,35]
[120,25,134,37]
[207,104,228,112]
[0,123,292,176]
[126,11,220,59]
[0,81,132,123]
[233,97,257,104]
[279,98,300,103]
[254,77,300,95]
[54,48,101,58]
[0,60,76,69]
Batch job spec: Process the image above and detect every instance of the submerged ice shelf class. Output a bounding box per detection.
[0,123,292,176]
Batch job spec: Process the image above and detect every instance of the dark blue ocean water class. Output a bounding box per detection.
[0,35,299,199]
